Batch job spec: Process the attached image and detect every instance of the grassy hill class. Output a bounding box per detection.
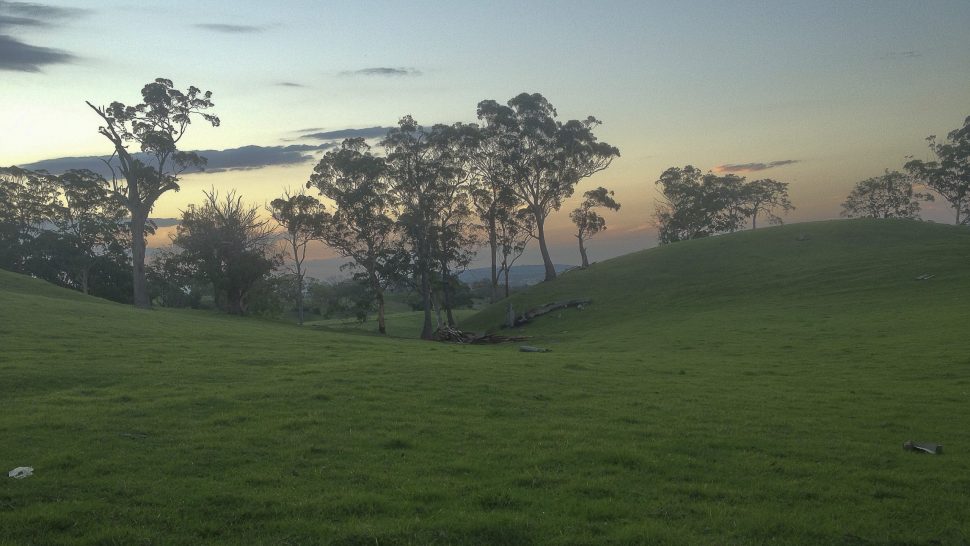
[2,219,969,545]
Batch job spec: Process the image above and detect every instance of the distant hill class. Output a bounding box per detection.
[458,264,574,287]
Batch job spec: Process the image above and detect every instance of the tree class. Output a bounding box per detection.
[308,138,398,335]
[478,93,619,281]
[48,169,130,295]
[841,170,930,219]
[570,186,620,268]
[655,166,747,244]
[743,178,794,229]
[268,189,327,325]
[461,115,523,302]
[497,206,534,298]
[905,115,970,225]
[87,78,220,308]
[382,117,462,339]
[0,167,60,271]
[427,123,480,327]
[171,189,280,315]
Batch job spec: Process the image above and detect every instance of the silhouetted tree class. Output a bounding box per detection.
[655,166,747,244]
[308,138,399,334]
[383,117,463,339]
[841,171,930,219]
[268,189,327,325]
[171,189,280,315]
[905,115,970,225]
[497,207,534,298]
[478,93,619,281]
[86,78,220,308]
[743,178,794,229]
[0,167,60,271]
[463,113,523,302]
[47,169,130,295]
[570,186,620,267]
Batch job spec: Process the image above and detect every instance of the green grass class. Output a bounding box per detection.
[2,219,969,545]
[307,309,479,338]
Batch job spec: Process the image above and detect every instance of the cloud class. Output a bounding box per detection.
[882,50,921,60]
[276,81,305,87]
[19,143,335,177]
[194,23,267,33]
[0,34,75,71]
[713,160,799,173]
[340,67,421,77]
[300,127,394,140]
[0,2,90,27]
[0,2,90,71]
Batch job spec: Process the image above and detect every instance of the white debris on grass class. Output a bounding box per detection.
[8,466,33,479]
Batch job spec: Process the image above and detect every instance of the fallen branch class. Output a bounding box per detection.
[511,298,591,327]
[433,326,530,344]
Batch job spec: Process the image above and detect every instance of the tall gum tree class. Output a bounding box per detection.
[905,115,970,225]
[87,78,219,308]
[478,93,619,282]
[308,138,398,335]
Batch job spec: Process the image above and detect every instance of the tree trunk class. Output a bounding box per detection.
[129,211,151,309]
[376,289,386,335]
[578,236,589,268]
[488,215,498,303]
[535,211,556,281]
[751,210,758,230]
[419,269,434,340]
[504,266,511,298]
[80,266,90,295]
[296,271,304,326]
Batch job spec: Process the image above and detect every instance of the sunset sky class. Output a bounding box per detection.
[3,0,969,276]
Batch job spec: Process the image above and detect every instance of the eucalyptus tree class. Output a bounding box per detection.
[743,178,795,229]
[655,166,747,244]
[382,117,466,339]
[268,189,327,325]
[497,206,534,298]
[478,93,619,281]
[462,111,523,302]
[841,171,930,219]
[905,115,970,224]
[87,78,220,308]
[307,138,398,334]
[0,166,60,271]
[427,123,480,326]
[48,169,130,295]
[570,186,620,268]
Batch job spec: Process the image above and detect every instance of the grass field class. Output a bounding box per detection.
[2,219,969,545]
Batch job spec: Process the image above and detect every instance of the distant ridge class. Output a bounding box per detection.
[459,264,575,287]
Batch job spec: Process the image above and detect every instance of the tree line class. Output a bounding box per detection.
[1,79,623,339]
[3,78,968,336]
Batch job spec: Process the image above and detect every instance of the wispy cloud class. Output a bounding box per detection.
[340,67,421,77]
[194,23,268,34]
[881,50,921,60]
[0,34,74,71]
[0,1,89,71]
[276,81,305,87]
[20,143,336,176]
[301,127,394,140]
[714,160,799,173]
[0,2,90,27]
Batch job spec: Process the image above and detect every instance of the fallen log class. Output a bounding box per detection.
[511,298,591,327]
[432,326,530,344]
[903,441,943,454]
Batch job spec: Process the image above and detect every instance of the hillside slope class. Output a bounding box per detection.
[2,219,969,545]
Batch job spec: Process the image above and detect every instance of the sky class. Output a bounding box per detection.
[2,0,969,278]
